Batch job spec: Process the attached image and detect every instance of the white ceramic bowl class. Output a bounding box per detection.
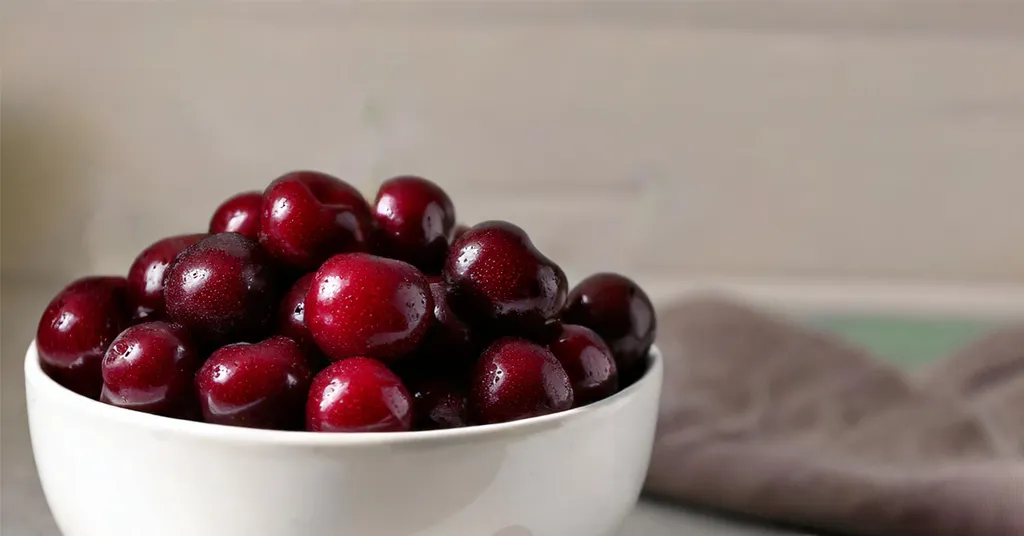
[25,341,663,536]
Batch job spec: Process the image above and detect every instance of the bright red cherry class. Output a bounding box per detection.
[547,324,619,406]
[100,321,201,417]
[126,234,207,321]
[469,338,573,424]
[562,273,656,381]
[409,378,469,430]
[259,170,373,271]
[195,336,313,430]
[444,221,567,337]
[305,253,432,363]
[372,175,455,273]
[209,191,262,240]
[306,357,413,432]
[163,233,280,346]
[37,277,131,397]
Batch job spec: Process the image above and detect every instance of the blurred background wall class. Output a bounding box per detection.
[4,1,1024,291]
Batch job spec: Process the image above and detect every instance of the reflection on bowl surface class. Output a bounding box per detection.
[26,342,663,536]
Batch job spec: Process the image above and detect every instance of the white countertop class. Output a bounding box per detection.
[0,280,799,536]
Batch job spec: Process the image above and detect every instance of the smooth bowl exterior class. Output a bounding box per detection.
[25,341,663,536]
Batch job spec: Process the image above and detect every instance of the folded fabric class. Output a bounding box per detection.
[644,295,1024,536]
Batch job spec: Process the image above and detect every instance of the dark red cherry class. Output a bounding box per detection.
[274,273,329,370]
[306,357,413,432]
[443,221,568,337]
[373,175,455,273]
[530,318,565,346]
[209,191,262,240]
[547,324,619,406]
[259,170,373,271]
[469,338,573,424]
[37,277,131,397]
[305,253,432,364]
[126,234,207,320]
[163,233,280,346]
[195,336,313,430]
[451,224,470,242]
[562,273,656,381]
[100,321,201,416]
[409,378,468,430]
[415,276,475,369]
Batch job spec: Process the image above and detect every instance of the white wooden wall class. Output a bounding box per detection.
[5,1,1024,287]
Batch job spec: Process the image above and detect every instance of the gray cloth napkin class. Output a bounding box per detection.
[644,295,1024,536]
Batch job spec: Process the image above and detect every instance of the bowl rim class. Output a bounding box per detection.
[25,341,663,446]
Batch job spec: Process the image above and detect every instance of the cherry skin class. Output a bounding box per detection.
[163,233,280,346]
[305,253,433,364]
[100,321,201,417]
[275,273,315,348]
[443,221,568,337]
[37,276,131,397]
[529,318,565,346]
[274,273,329,370]
[259,170,373,271]
[373,175,456,273]
[209,191,262,240]
[562,272,656,381]
[547,324,619,406]
[409,378,469,430]
[126,233,207,321]
[413,276,475,370]
[195,336,313,430]
[306,357,413,432]
[469,338,574,424]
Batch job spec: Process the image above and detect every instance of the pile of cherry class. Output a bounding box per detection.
[36,172,656,432]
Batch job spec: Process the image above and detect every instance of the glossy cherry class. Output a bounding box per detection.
[444,221,568,337]
[547,324,619,406]
[209,191,262,240]
[100,321,201,416]
[409,378,469,430]
[37,276,131,397]
[195,336,313,430]
[530,318,565,346]
[126,233,207,321]
[259,170,373,271]
[275,273,315,349]
[469,338,573,424]
[163,233,280,346]
[306,357,413,432]
[373,175,455,273]
[305,253,432,363]
[274,273,328,368]
[562,272,656,380]
[414,276,475,369]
